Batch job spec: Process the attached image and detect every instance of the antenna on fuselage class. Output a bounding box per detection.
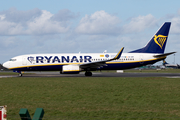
[103,50,107,53]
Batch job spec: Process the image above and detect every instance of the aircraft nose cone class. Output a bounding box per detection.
[2,62,9,69]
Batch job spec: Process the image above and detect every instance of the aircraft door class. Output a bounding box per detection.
[22,57,27,65]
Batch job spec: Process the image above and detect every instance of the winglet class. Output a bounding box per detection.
[112,47,124,60]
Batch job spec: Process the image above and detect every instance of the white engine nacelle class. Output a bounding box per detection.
[62,65,80,74]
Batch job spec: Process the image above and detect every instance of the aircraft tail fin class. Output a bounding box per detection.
[163,60,168,65]
[129,22,171,53]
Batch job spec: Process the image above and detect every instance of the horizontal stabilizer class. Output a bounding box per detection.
[153,52,176,58]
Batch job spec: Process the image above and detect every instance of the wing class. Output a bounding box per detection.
[80,47,124,69]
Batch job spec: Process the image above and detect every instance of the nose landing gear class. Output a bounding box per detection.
[13,70,23,77]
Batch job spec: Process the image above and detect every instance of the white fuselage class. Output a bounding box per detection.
[3,53,165,71]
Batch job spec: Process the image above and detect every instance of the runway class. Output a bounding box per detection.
[1,72,180,78]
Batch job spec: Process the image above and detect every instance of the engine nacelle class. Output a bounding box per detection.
[62,65,80,74]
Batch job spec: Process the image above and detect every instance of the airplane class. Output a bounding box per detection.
[163,60,180,69]
[3,22,175,77]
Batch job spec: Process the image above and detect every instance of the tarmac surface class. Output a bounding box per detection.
[1,72,180,78]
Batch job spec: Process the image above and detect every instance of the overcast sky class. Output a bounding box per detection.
[0,0,180,64]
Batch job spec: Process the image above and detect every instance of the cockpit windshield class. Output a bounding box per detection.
[9,59,16,61]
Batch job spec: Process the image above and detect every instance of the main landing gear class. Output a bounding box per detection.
[85,71,92,76]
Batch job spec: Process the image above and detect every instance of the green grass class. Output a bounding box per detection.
[0,71,34,75]
[1,77,180,120]
[0,72,18,75]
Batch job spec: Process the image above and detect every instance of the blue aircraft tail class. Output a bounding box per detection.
[129,22,171,53]
[163,60,168,65]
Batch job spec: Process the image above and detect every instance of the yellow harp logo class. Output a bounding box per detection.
[154,35,167,49]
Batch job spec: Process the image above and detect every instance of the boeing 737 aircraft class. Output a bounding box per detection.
[163,60,180,69]
[3,22,175,76]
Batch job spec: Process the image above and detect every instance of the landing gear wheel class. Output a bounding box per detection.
[85,71,92,76]
[18,74,22,77]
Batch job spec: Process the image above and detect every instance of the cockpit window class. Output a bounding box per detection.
[9,59,16,61]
